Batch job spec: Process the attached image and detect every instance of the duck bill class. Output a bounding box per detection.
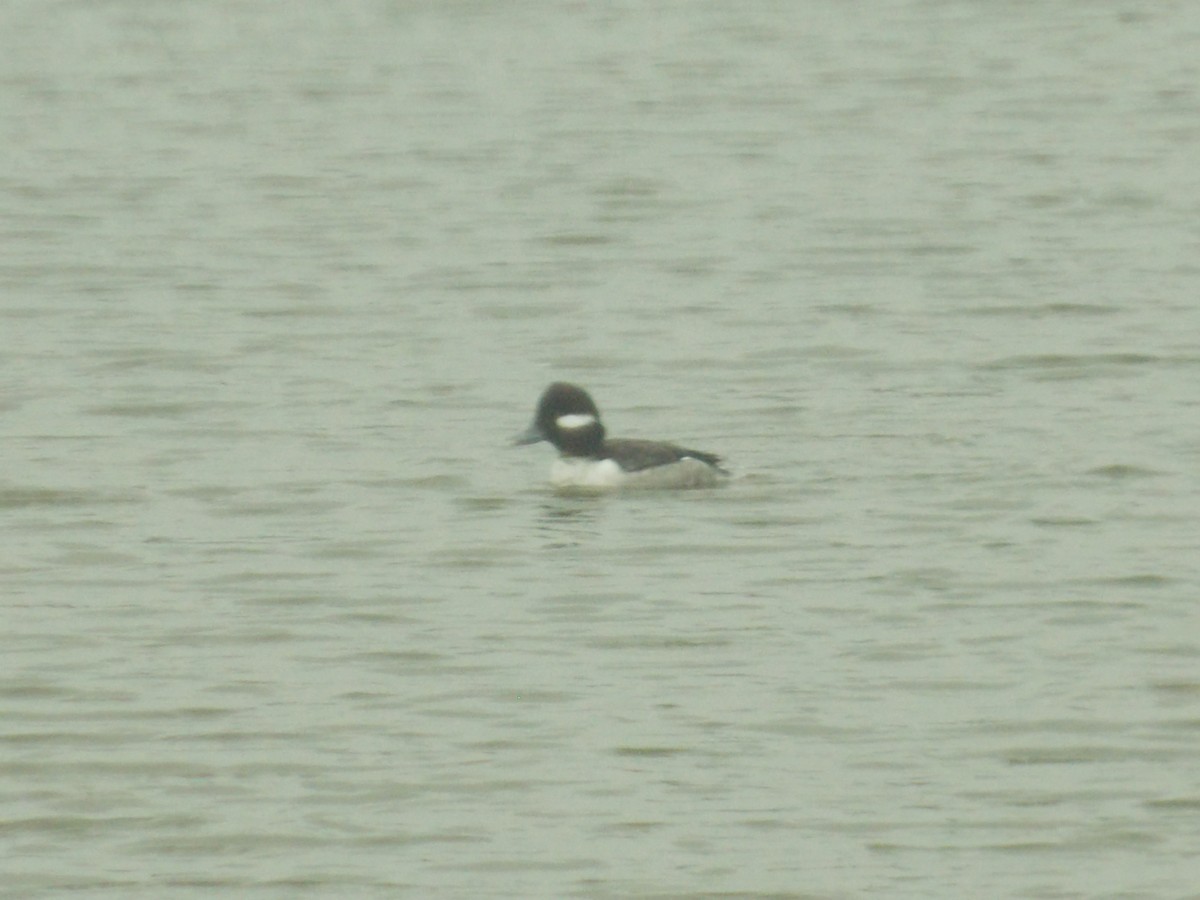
[512,423,545,446]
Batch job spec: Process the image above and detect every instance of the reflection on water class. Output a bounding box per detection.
[534,495,607,548]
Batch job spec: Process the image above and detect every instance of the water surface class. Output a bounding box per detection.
[3,1,1199,897]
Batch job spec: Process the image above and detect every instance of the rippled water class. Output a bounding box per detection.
[3,1,1200,897]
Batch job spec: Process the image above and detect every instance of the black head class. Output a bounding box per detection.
[513,382,606,457]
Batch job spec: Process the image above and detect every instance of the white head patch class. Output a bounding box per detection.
[556,413,596,430]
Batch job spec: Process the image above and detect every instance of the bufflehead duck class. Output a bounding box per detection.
[514,382,729,489]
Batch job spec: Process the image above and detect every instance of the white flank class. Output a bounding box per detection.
[551,457,624,488]
[549,457,727,490]
[555,413,596,430]
[623,457,726,489]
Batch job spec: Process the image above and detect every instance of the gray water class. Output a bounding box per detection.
[3,1,1200,897]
